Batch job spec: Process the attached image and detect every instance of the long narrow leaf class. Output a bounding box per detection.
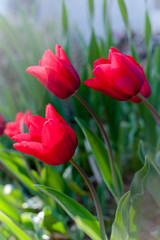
[144,9,152,79]
[117,0,128,27]
[0,144,36,194]
[34,185,107,240]
[0,211,32,240]
[117,0,140,62]
[75,117,123,201]
[62,0,68,34]
[0,192,20,222]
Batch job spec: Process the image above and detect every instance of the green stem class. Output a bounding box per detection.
[137,93,160,124]
[21,153,36,184]
[70,159,107,240]
[73,92,119,198]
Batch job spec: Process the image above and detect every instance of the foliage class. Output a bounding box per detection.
[0,0,160,239]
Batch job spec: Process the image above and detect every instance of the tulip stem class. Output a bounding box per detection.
[137,93,160,124]
[70,159,107,240]
[74,92,119,199]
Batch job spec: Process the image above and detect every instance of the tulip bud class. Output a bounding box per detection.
[12,104,77,165]
[26,45,80,99]
[84,47,151,102]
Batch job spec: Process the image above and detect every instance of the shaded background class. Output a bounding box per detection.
[0,1,160,239]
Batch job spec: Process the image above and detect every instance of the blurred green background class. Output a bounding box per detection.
[0,0,160,239]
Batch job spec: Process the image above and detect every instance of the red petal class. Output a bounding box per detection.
[56,45,71,64]
[49,130,77,165]
[24,110,32,127]
[56,45,80,89]
[129,96,141,103]
[39,49,57,68]
[42,120,64,149]
[45,104,67,124]
[42,120,77,165]
[4,122,20,137]
[108,47,121,60]
[126,55,142,68]
[84,77,102,89]
[93,64,131,100]
[45,67,75,98]
[26,66,48,87]
[61,62,80,88]
[13,142,47,160]
[84,78,127,101]
[12,133,31,142]
[15,112,24,123]
[93,58,111,69]
[62,125,78,149]
[111,53,144,96]
[27,115,46,142]
[129,76,152,103]
[139,76,151,98]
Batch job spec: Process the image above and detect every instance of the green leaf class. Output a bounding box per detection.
[111,158,150,240]
[146,164,160,208]
[42,206,66,233]
[34,185,107,240]
[0,225,12,239]
[117,0,128,27]
[88,0,94,23]
[0,192,20,222]
[117,0,140,63]
[0,234,7,240]
[89,30,100,66]
[67,180,87,196]
[154,44,160,74]
[0,211,32,240]
[130,41,140,63]
[62,0,68,34]
[0,145,37,194]
[75,117,123,201]
[145,11,152,48]
[138,141,160,207]
[138,140,145,164]
[110,192,129,240]
[41,166,65,193]
[52,221,66,234]
[103,0,107,22]
[145,10,152,79]
[103,0,114,53]
[129,158,150,239]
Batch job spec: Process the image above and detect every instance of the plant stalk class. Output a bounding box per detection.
[137,93,160,124]
[73,92,119,197]
[70,159,107,240]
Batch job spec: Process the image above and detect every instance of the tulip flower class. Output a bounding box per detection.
[12,104,78,165]
[0,113,6,136]
[84,47,151,102]
[26,45,80,99]
[4,110,31,138]
[129,75,151,103]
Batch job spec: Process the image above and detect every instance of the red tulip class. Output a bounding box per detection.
[12,104,78,165]
[84,47,151,102]
[0,113,6,136]
[129,75,151,103]
[4,110,31,138]
[26,45,80,99]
